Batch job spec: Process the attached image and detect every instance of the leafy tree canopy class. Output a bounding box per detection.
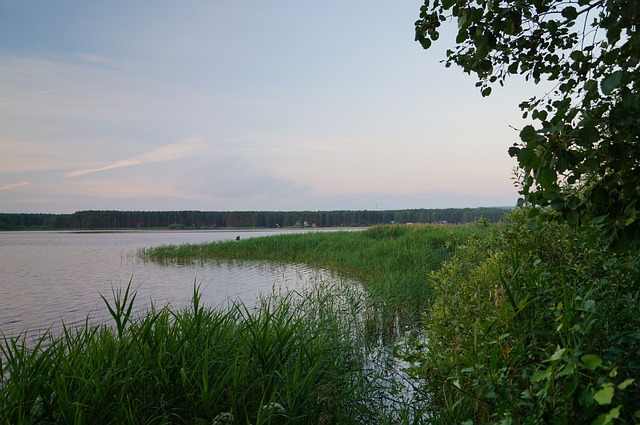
[415,0,639,248]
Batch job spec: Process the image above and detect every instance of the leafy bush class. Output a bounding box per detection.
[401,209,640,424]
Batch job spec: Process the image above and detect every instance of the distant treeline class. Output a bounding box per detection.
[0,207,510,230]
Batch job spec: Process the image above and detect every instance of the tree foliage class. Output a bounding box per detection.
[415,0,640,247]
[0,208,508,230]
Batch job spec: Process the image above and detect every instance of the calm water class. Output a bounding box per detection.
[0,229,341,337]
[0,228,420,418]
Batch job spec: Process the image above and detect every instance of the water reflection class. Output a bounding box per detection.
[0,230,337,338]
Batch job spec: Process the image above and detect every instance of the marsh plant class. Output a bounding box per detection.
[0,276,404,424]
[2,223,495,424]
[139,223,491,330]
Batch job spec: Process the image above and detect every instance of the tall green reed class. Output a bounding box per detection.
[139,224,491,329]
[2,223,494,424]
[1,277,395,424]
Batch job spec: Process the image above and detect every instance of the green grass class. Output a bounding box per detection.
[1,279,393,424]
[1,223,495,424]
[139,224,493,329]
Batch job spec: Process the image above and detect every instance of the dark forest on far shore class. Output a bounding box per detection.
[0,207,511,230]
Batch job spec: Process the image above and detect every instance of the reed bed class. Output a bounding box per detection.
[140,224,493,327]
[1,279,400,424]
[2,223,493,424]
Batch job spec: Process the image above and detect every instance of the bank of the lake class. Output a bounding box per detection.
[1,223,492,424]
[140,223,492,328]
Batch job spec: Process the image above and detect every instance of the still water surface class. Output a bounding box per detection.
[0,229,341,337]
[0,229,420,418]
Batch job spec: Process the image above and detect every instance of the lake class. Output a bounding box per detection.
[0,228,421,419]
[0,228,345,338]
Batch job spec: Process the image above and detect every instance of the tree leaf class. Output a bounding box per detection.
[581,354,602,371]
[557,364,574,377]
[561,6,578,19]
[519,125,537,142]
[579,389,594,407]
[441,0,455,9]
[593,384,614,405]
[531,368,551,382]
[577,126,599,146]
[583,299,596,312]
[566,209,580,226]
[618,378,634,390]
[592,406,621,425]
[601,71,623,95]
[538,168,557,187]
[550,347,566,361]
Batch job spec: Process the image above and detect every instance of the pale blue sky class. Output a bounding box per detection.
[1,1,533,213]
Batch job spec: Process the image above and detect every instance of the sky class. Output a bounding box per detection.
[0,1,538,213]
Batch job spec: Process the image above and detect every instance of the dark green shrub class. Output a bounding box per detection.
[401,209,640,424]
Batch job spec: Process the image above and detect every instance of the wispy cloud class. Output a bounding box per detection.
[65,136,209,178]
[0,84,88,101]
[0,181,29,190]
[76,53,124,71]
[65,129,293,178]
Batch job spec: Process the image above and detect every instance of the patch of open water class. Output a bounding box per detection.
[0,229,340,337]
